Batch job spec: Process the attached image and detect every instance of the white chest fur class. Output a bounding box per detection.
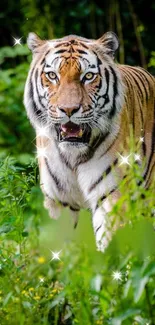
[39,138,118,213]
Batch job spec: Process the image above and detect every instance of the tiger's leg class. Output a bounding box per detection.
[44,193,80,227]
[69,209,80,229]
[44,195,61,220]
[92,205,112,252]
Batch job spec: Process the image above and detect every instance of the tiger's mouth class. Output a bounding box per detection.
[58,121,91,143]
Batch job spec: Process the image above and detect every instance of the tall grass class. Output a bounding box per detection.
[0,156,155,325]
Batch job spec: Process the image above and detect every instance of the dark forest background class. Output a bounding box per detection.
[1,0,155,67]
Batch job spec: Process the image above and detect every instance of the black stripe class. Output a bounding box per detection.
[104,68,110,95]
[143,114,155,183]
[73,132,110,169]
[75,150,92,167]
[142,138,146,156]
[60,201,79,212]
[123,71,137,133]
[89,64,95,69]
[145,161,155,189]
[54,41,88,49]
[88,158,118,193]
[54,42,69,48]
[61,202,68,207]
[76,49,87,54]
[96,77,102,92]
[55,49,67,54]
[99,129,120,159]
[40,49,51,64]
[100,187,117,202]
[137,67,153,76]
[29,80,42,117]
[124,71,146,154]
[97,68,110,109]
[123,74,135,126]
[128,67,149,101]
[44,191,52,200]
[44,158,64,191]
[58,150,73,170]
[78,42,89,49]
[137,68,152,94]
[127,70,144,100]
[89,176,103,193]
[91,131,109,150]
[134,82,144,126]
[80,56,90,64]
[97,57,102,66]
[28,64,45,118]
[40,58,45,65]
[51,55,63,65]
[88,95,96,104]
[70,206,80,212]
[109,66,118,118]
[95,57,102,92]
[95,225,102,234]
[34,69,46,110]
[60,201,80,212]
[135,71,149,101]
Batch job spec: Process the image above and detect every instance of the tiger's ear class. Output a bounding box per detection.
[27,33,45,52]
[97,32,119,57]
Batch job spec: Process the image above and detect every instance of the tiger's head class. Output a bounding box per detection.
[24,32,124,156]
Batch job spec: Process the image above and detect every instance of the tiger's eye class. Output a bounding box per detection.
[84,72,94,80]
[47,72,57,80]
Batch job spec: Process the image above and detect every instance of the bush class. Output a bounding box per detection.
[0,45,34,160]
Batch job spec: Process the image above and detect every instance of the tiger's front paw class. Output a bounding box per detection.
[44,197,61,220]
[96,231,112,252]
[92,206,112,252]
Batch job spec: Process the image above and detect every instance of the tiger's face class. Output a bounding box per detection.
[24,32,124,153]
[41,41,102,146]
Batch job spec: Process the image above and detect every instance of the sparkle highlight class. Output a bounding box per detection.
[112,271,122,281]
[36,126,50,138]
[139,137,144,143]
[36,147,48,159]
[13,37,22,46]
[119,154,131,166]
[134,154,141,162]
[50,250,61,261]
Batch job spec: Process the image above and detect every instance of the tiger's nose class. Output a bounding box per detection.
[58,105,80,117]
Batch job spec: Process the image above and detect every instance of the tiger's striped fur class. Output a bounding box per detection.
[24,32,155,251]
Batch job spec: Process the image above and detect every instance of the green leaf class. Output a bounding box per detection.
[143,262,155,277]
[123,279,132,298]
[0,223,14,234]
[22,301,32,309]
[3,292,13,306]
[133,276,148,302]
[111,308,141,325]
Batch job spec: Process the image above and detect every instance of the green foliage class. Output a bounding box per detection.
[0,45,34,159]
[0,157,155,324]
[148,51,155,69]
[0,45,30,65]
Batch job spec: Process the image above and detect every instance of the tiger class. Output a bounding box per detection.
[24,31,155,251]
